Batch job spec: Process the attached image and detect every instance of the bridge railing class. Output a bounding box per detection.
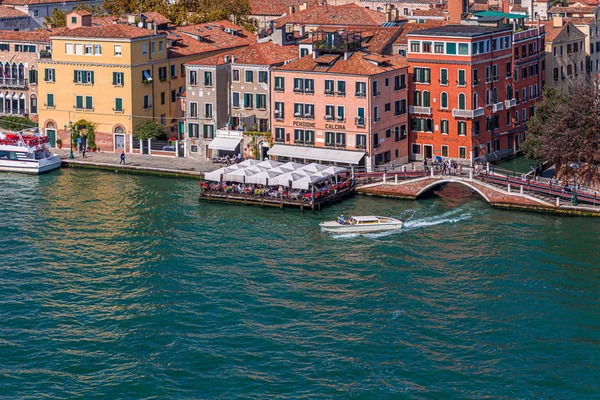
[479,169,599,206]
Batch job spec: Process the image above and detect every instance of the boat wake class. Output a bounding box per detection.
[330,208,473,239]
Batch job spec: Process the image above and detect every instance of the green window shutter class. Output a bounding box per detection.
[115,98,122,111]
[47,94,54,106]
[44,68,48,81]
[85,96,92,110]
[28,70,33,82]
[76,96,83,109]
[90,71,94,84]
[420,68,425,83]
[188,123,193,138]
[441,69,447,84]
[74,70,78,82]
[120,73,124,85]
[112,72,116,85]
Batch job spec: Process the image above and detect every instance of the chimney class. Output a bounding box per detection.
[299,2,308,11]
[289,5,295,14]
[386,10,392,22]
[447,0,463,24]
[502,0,510,14]
[224,55,229,63]
[552,15,563,28]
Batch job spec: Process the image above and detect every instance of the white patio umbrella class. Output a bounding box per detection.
[204,167,227,182]
[279,161,305,172]
[224,167,260,183]
[245,170,282,185]
[256,160,283,169]
[300,163,329,173]
[291,174,326,190]
[269,172,305,187]
[322,166,347,175]
[238,159,260,167]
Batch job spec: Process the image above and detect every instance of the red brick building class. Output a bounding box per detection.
[406,24,515,162]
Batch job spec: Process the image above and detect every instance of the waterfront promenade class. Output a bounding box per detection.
[55,150,213,178]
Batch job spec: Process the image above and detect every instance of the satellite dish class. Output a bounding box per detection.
[138,22,144,27]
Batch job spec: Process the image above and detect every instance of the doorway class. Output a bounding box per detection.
[142,139,149,155]
[424,144,433,159]
[46,129,56,147]
[114,134,125,151]
[178,141,185,157]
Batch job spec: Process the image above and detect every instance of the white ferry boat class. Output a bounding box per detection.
[320,215,404,233]
[0,129,61,174]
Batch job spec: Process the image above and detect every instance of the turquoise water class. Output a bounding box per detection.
[1,169,599,398]
[495,155,536,174]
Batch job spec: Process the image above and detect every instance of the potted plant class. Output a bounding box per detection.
[56,139,62,149]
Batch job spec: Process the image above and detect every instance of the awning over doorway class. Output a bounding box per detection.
[208,137,242,151]
[268,144,365,165]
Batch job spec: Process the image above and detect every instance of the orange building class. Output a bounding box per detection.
[406,24,515,162]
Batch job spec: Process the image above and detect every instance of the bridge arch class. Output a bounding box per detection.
[414,178,491,203]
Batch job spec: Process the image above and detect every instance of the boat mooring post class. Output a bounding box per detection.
[383,173,386,184]
[507,183,511,193]
[394,174,398,184]
[520,185,523,195]
[556,197,560,207]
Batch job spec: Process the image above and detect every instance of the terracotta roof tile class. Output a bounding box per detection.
[69,10,92,16]
[142,11,171,25]
[275,51,408,75]
[54,24,157,39]
[510,5,527,12]
[412,8,445,16]
[542,20,566,42]
[164,20,256,58]
[188,42,298,66]
[547,6,597,14]
[0,27,66,42]
[273,4,398,28]
[249,0,320,16]
[0,6,28,18]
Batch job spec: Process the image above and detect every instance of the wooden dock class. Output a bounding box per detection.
[199,186,355,210]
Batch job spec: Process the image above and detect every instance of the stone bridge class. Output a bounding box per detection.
[356,174,600,216]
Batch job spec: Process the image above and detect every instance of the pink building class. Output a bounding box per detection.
[270,31,409,170]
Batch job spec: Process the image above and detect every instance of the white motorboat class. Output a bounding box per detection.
[0,129,61,174]
[320,215,404,233]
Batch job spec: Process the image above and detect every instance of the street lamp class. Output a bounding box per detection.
[569,162,579,206]
[66,121,74,159]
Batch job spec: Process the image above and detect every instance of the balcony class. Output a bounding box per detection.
[492,102,504,113]
[409,105,432,115]
[452,107,485,118]
[355,117,365,127]
[0,78,27,89]
[505,98,517,109]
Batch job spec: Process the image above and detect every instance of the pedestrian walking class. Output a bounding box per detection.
[82,146,87,158]
[120,151,125,165]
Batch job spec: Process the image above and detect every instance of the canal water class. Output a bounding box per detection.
[1,169,599,398]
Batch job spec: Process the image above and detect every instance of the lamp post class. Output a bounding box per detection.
[569,162,579,206]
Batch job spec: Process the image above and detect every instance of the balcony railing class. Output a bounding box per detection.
[0,78,27,89]
[409,105,432,115]
[492,102,504,113]
[505,98,517,109]
[0,108,26,115]
[452,107,485,118]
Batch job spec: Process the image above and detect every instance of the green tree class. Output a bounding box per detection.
[524,81,600,168]
[134,119,165,141]
[44,9,66,28]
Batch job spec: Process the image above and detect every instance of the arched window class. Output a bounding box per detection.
[506,84,512,99]
[114,126,124,134]
[485,89,491,105]
[425,118,433,132]
[4,62,10,78]
[458,93,466,110]
[46,121,55,129]
[441,119,449,134]
[414,90,421,106]
[422,91,430,107]
[18,63,24,81]
[492,88,498,103]
[458,121,466,136]
[11,63,17,81]
[441,92,448,108]
[473,92,478,109]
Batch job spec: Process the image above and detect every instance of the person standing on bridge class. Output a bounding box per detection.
[423,159,428,173]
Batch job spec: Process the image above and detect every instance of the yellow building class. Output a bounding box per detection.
[38,13,256,153]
